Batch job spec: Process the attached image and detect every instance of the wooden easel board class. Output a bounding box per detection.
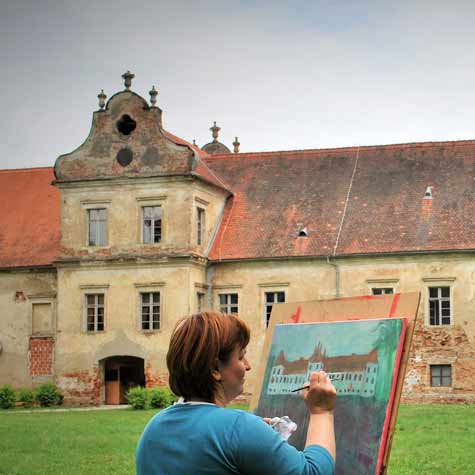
[250,292,420,475]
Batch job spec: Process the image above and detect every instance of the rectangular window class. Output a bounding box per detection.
[429,286,451,325]
[141,292,160,330]
[265,291,286,327]
[219,293,239,314]
[85,294,105,332]
[430,364,452,387]
[197,208,205,245]
[196,292,205,312]
[372,287,394,295]
[88,209,107,246]
[142,206,162,243]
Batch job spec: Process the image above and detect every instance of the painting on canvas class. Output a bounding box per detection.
[255,318,407,475]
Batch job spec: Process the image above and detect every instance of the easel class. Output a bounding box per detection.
[250,292,420,475]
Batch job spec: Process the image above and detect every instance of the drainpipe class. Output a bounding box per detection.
[326,256,340,298]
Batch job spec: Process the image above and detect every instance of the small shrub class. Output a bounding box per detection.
[18,388,35,407]
[35,383,63,407]
[127,386,148,410]
[0,385,16,409]
[149,388,177,409]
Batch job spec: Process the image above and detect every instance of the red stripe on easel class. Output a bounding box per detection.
[388,293,400,318]
[290,306,302,323]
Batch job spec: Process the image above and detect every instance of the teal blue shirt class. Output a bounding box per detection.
[136,403,335,475]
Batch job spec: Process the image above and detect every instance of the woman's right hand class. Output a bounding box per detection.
[301,371,336,415]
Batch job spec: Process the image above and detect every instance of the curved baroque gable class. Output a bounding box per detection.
[54,90,194,182]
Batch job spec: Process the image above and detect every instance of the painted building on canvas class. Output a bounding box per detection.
[267,345,378,397]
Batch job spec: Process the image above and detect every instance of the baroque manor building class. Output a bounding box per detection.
[1,72,474,404]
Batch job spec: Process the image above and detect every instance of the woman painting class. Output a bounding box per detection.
[136,311,336,475]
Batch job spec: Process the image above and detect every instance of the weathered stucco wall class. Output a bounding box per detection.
[0,270,56,387]
[2,252,473,404]
[55,261,206,404]
[58,178,226,261]
[210,253,475,403]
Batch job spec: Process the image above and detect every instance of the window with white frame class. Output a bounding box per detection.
[142,206,162,243]
[140,292,160,330]
[372,287,394,295]
[265,291,286,327]
[219,293,238,314]
[428,286,451,325]
[197,207,205,246]
[430,364,452,387]
[88,209,107,246]
[85,294,105,332]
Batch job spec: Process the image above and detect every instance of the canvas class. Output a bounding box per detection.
[255,318,407,475]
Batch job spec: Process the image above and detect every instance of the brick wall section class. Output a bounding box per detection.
[59,367,102,406]
[144,360,169,388]
[29,337,54,375]
[401,319,475,403]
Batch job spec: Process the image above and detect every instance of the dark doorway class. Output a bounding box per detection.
[103,356,145,404]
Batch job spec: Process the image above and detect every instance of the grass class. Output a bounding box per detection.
[389,404,475,475]
[0,404,473,474]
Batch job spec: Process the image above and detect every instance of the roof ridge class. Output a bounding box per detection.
[194,158,232,191]
[205,138,475,159]
[0,166,53,173]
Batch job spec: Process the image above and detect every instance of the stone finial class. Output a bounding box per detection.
[97,89,107,110]
[149,85,158,107]
[210,121,220,142]
[233,136,240,154]
[122,70,135,90]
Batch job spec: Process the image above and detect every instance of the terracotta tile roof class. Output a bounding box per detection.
[275,348,378,374]
[4,139,475,268]
[0,168,60,268]
[192,159,232,193]
[163,130,230,191]
[162,130,209,158]
[205,140,475,260]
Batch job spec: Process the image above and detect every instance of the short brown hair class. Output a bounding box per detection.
[167,312,250,402]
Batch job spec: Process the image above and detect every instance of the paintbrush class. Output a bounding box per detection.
[290,385,310,392]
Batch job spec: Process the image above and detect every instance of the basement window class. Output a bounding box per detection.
[116,114,137,135]
[430,364,452,387]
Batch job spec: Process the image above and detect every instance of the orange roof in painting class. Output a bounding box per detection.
[0,167,60,268]
[275,348,378,375]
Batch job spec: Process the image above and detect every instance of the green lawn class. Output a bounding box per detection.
[0,404,473,474]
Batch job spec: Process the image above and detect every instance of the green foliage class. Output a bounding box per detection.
[149,387,177,409]
[35,383,63,407]
[0,384,16,409]
[18,388,36,407]
[127,386,149,409]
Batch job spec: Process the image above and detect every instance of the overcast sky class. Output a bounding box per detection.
[2,0,475,170]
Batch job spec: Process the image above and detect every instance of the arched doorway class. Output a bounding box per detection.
[103,356,145,405]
